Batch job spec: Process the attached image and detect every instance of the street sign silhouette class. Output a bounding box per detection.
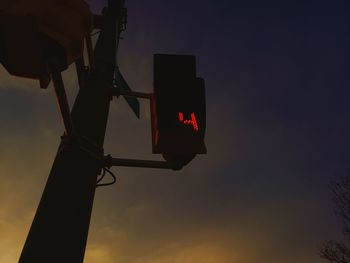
[114,68,140,118]
[0,0,91,89]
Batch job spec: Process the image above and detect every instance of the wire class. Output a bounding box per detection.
[96,167,116,188]
[96,168,106,184]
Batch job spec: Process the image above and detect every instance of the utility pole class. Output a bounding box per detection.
[12,0,206,261]
[19,0,124,262]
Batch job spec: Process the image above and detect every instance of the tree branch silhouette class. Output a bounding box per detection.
[321,170,350,263]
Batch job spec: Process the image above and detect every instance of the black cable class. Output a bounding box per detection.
[96,167,116,188]
[96,168,106,184]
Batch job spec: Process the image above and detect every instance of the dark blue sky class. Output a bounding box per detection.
[87,0,350,261]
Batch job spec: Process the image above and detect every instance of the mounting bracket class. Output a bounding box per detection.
[103,155,182,170]
[111,87,153,99]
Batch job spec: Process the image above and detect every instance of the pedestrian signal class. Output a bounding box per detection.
[151,54,206,166]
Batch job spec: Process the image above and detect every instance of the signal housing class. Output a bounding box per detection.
[151,54,206,165]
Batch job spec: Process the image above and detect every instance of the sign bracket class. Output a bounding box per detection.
[111,87,153,100]
[103,155,182,170]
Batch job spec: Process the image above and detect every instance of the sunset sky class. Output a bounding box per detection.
[1,0,350,262]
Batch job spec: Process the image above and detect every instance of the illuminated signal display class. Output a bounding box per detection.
[178,112,199,132]
[152,54,206,157]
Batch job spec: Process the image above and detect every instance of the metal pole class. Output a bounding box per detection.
[19,1,125,262]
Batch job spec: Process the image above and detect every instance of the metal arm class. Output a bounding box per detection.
[103,155,182,170]
[111,87,153,99]
[51,69,74,137]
